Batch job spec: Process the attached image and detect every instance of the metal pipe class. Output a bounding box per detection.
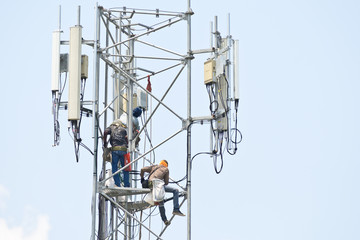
[136,39,184,57]
[58,5,61,30]
[233,40,239,100]
[134,64,186,142]
[101,193,163,240]
[99,95,118,117]
[214,16,218,34]
[108,54,183,61]
[128,39,135,157]
[191,48,214,55]
[228,13,230,37]
[91,4,101,240]
[101,15,120,54]
[99,13,110,240]
[105,8,183,17]
[159,198,187,237]
[127,38,135,240]
[104,16,110,132]
[186,1,192,240]
[100,56,184,121]
[77,6,81,26]
[101,128,183,184]
[118,14,123,120]
[210,21,213,51]
[104,18,183,51]
[137,62,183,81]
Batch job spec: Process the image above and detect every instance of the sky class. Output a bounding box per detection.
[1,0,360,240]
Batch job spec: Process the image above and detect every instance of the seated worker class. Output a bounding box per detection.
[140,160,185,225]
[103,119,129,187]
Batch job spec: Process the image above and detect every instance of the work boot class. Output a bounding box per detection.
[172,209,185,216]
[164,220,170,226]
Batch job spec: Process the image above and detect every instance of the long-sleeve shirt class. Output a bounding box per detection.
[104,122,128,147]
[140,165,169,185]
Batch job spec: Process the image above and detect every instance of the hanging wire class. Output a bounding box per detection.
[68,78,95,162]
[206,84,218,140]
[213,131,224,174]
[220,73,243,155]
[53,72,68,146]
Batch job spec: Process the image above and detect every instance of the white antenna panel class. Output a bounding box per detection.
[68,26,82,121]
[51,31,61,92]
[233,40,239,100]
[137,88,148,110]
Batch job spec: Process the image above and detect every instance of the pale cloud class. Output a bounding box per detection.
[0,215,50,240]
[0,184,50,240]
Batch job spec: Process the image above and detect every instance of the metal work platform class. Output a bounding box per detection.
[100,186,152,212]
[101,186,151,197]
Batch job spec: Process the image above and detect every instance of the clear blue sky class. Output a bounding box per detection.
[1,0,360,239]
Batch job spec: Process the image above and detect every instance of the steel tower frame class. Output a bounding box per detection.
[91,2,195,239]
[52,1,238,239]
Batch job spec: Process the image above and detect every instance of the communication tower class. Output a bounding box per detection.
[51,1,241,239]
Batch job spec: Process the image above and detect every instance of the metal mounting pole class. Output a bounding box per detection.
[91,4,101,240]
[186,1,192,240]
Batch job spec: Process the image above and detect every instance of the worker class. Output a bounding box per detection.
[140,160,185,225]
[103,119,129,187]
[104,107,143,187]
[119,107,142,147]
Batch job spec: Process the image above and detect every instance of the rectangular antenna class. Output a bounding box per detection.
[51,30,61,92]
[68,25,82,121]
[233,40,239,100]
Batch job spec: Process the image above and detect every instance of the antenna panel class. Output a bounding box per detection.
[68,26,82,121]
[51,31,61,92]
[233,40,239,100]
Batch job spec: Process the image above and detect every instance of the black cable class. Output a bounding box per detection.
[206,84,218,114]
[69,78,95,160]
[191,151,213,163]
[52,94,61,145]
[206,84,218,140]
[219,73,243,155]
[169,175,187,184]
[140,206,158,223]
[227,105,243,155]
[68,124,80,162]
[213,132,224,174]
[58,72,67,104]
[53,73,67,146]
[80,142,94,155]
[170,151,214,183]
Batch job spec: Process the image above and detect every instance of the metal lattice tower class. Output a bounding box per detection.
[51,1,240,239]
[94,4,192,239]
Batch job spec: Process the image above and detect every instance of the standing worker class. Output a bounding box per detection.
[119,107,142,147]
[103,119,129,187]
[103,107,143,187]
[140,160,185,225]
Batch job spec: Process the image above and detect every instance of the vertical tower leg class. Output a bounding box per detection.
[91,4,101,240]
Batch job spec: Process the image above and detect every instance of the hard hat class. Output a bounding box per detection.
[133,107,142,118]
[119,113,127,127]
[159,160,168,167]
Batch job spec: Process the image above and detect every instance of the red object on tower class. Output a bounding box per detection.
[146,75,152,92]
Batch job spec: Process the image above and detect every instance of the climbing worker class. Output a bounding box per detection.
[140,160,185,226]
[119,107,142,147]
[103,119,130,187]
